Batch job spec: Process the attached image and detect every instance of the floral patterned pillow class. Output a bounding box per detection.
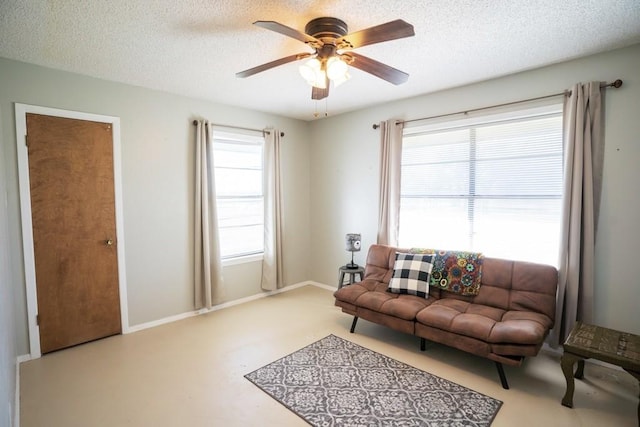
[410,248,483,296]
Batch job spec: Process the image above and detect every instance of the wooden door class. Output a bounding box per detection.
[26,113,121,354]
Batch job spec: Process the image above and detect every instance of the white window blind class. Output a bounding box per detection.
[213,130,264,259]
[399,102,563,266]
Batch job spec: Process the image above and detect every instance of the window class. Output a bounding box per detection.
[212,130,264,259]
[399,103,563,266]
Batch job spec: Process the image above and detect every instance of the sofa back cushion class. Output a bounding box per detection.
[363,244,557,322]
[474,257,558,322]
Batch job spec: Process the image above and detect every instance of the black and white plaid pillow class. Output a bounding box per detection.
[388,252,434,298]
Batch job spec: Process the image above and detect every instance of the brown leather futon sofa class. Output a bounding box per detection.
[334,244,558,389]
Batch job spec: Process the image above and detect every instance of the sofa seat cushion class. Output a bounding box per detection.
[379,295,434,320]
[354,291,432,321]
[415,299,550,344]
[355,289,398,312]
[334,280,396,312]
[487,311,553,345]
[334,282,370,305]
[334,281,433,321]
[334,279,388,304]
[416,300,505,341]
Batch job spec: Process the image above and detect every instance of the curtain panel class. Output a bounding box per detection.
[377,119,404,246]
[194,120,224,309]
[551,82,604,346]
[261,129,285,291]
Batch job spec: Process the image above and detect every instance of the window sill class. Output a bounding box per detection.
[221,253,263,267]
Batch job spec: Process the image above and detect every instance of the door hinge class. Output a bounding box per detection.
[36,314,39,325]
[25,133,28,147]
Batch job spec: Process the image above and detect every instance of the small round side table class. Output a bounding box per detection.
[338,265,365,289]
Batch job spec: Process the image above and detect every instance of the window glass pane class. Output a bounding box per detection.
[217,199,264,228]
[214,141,262,169]
[475,116,562,159]
[473,198,561,265]
[401,163,470,196]
[398,197,470,249]
[475,156,562,196]
[214,168,262,197]
[399,105,563,266]
[212,131,264,259]
[402,130,470,163]
[475,116,563,197]
[218,225,264,257]
[402,132,470,196]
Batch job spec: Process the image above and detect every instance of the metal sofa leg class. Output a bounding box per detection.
[495,362,509,389]
[420,337,426,351]
[350,316,359,333]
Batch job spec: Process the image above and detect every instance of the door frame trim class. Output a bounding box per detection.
[15,103,130,358]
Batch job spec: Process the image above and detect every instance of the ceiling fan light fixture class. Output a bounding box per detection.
[299,58,326,88]
[326,56,348,81]
[332,71,351,88]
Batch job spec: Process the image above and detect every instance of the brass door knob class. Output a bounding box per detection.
[105,239,114,246]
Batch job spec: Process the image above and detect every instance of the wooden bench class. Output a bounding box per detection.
[561,322,639,424]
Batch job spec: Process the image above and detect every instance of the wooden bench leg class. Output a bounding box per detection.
[561,352,583,408]
[350,316,358,333]
[495,362,509,389]
[575,359,585,379]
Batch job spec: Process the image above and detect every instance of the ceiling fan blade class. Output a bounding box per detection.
[311,75,330,100]
[254,21,321,45]
[236,53,311,78]
[337,19,414,49]
[311,85,329,100]
[346,52,409,85]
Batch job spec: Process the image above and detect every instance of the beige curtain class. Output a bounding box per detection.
[377,119,404,246]
[194,120,224,309]
[551,82,604,345]
[261,129,284,290]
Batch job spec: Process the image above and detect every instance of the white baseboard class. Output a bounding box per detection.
[14,354,30,427]
[307,281,337,292]
[127,281,332,334]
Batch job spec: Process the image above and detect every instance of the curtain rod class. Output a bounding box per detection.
[372,79,623,129]
[192,120,284,137]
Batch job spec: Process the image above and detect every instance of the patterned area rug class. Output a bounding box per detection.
[245,335,502,426]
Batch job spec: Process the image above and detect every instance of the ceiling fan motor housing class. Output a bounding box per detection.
[305,17,348,40]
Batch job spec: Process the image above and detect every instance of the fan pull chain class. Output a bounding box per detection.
[312,95,330,118]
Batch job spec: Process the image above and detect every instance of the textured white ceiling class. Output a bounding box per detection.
[1,0,639,121]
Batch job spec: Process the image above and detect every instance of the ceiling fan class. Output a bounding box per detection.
[236,17,415,100]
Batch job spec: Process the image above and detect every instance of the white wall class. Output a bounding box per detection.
[309,43,640,335]
[0,58,311,356]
